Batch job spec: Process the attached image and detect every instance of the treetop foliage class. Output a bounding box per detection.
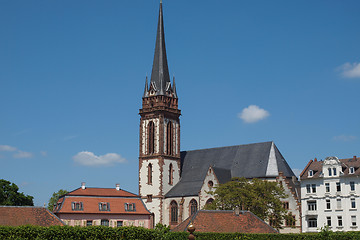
[0,179,34,206]
[204,177,288,229]
[48,189,68,212]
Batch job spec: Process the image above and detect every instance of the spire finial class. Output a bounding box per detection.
[150,0,170,96]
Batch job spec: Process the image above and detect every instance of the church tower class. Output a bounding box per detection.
[139,2,181,224]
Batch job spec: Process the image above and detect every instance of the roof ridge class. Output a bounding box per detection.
[181,141,273,153]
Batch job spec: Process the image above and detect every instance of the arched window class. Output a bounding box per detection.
[205,198,214,206]
[166,122,173,155]
[328,168,332,176]
[169,163,173,185]
[189,199,198,216]
[147,163,152,185]
[170,201,178,224]
[148,121,155,154]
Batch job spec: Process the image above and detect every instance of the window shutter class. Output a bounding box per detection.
[71,202,75,210]
[107,203,110,211]
[99,203,101,211]
[81,202,83,210]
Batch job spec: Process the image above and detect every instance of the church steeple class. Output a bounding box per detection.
[139,1,181,226]
[148,1,172,96]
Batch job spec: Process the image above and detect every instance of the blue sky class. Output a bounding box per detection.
[1,0,359,206]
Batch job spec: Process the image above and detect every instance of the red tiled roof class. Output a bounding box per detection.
[55,196,151,215]
[172,210,278,233]
[0,206,64,227]
[300,156,360,180]
[67,187,138,197]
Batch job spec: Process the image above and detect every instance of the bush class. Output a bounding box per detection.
[1,225,360,240]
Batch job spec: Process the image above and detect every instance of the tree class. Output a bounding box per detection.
[0,179,34,206]
[204,177,288,229]
[48,189,68,211]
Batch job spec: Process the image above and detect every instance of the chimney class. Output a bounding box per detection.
[234,207,240,216]
[115,183,120,191]
[354,156,357,161]
[314,158,317,162]
[81,182,86,190]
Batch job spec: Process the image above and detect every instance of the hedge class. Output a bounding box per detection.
[1,225,360,240]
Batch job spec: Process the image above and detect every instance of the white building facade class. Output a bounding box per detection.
[300,156,360,232]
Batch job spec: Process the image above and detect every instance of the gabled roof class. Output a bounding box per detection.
[0,206,64,227]
[300,156,360,180]
[171,210,278,233]
[166,141,295,197]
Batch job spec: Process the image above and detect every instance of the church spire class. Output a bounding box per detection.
[150,1,171,96]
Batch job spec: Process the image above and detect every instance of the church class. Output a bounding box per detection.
[138,2,301,233]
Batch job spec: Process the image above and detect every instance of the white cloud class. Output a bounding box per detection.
[13,151,33,159]
[0,145,17,152]
[338,62,360,78]
[238,105,270,123]
[40,151,47,157]
[73,151,127,166]
[333,135,357,142]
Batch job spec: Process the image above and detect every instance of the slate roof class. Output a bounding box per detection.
[149,2,171,96]
[166,141,295,197]
[300,156,360,180]
[54,187,151,215]
[171,210,278,233]
[0,206,64,227]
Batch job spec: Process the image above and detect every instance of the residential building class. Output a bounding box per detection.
[54,183,153,228]
[300,156,360,232]
[171,210,278,233]
[138,2,301,233]
[0,206,64,226]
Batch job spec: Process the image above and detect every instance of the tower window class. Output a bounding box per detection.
[169,163,173,185]
[170,201,178,224]
[189,199,198,216]
[166,121,173,155]
[148,121,155,154]
[148,163,153,185]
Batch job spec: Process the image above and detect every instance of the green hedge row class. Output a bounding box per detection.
[1,225,360,240]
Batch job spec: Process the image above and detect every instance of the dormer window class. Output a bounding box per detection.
[99,202,110,211]
[125,203,136,212]
[333,168,337,176]
[308,170,314,177]
[328,168,332,176]
[350,167,355,174]
[71,202,83,211]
